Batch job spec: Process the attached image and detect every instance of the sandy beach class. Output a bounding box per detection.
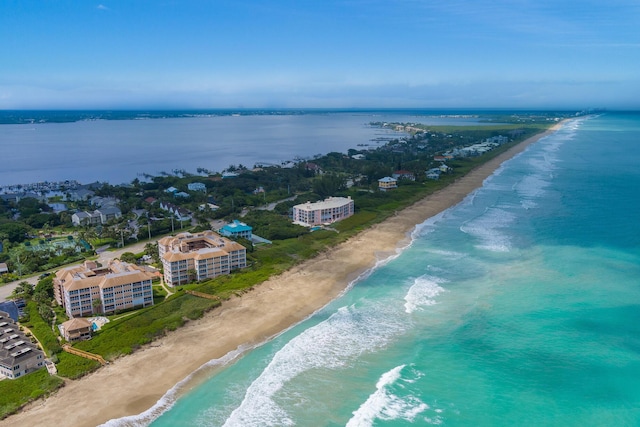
[1,124,562,427]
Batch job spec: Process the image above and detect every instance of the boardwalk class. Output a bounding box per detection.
[62,344,107,365]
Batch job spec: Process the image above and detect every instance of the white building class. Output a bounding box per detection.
[292,196,355,227]
[158,231,247,287]
[53,260,155,317]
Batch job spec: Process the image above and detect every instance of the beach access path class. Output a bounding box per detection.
[1,123,564,427]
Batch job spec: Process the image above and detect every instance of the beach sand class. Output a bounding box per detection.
[1,124,562,427]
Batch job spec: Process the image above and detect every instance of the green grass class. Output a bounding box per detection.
[55,352,101,379]
[0,369,64,420]
[75,294,220,360]
[22,302,62,356]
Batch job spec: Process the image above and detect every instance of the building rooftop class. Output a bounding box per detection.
[294,196,353,211]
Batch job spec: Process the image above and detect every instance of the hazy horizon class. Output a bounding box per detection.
[2,1,638,110]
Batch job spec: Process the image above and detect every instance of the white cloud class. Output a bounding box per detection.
[97,4,109,11]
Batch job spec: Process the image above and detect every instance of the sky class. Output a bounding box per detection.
[1,0,639,110]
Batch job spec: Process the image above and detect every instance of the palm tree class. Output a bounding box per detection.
[11,281,34,299]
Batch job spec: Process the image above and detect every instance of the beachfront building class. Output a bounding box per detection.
[53,260,155,318]
[158,231,247,287]
[219,220,253,240]
[0,310,46,379]
[292,196,355,227]
[60,317,92,342]
[378,176,398,191]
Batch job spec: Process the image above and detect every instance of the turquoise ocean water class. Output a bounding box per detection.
[106,113,640,426]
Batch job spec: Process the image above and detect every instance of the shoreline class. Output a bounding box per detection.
[1,123,564,427]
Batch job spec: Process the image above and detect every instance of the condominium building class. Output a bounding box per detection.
[0,311,45,379]
[53,260,155,318]
[158,230,247,287]
[292,196,355,227]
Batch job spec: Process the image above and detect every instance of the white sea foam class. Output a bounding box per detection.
[424,248,466,260]
[346,364,429,427]
[404,275,447,314]
[223,303,406,426]
[460,207,515,252]
[514,174,550,200]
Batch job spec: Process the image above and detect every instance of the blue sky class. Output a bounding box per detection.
[1,0,638,109]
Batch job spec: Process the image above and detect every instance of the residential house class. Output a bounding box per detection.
[53,260,155,317]
[68,188,95,202]
[174,191,189,198]
[159,201,192,221]
[0,310,46,379]
[71,206,122,226]
[392,170,416,181]
[439,164,453,173]
[426,168,441,180]
[378,177,398,191]
[71,211,101,226]
[96,206,122,223]
[158,231,247,287]
[0,263,8,275]
[219,220,253,240]
[199,203,220,211]
[165,186,178,194]
[305,162,322,174]
[187,182,206,192]
[89,196,119,208]
[48,202,68,213]
[61,318,92,342]
[292,196,355,227]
